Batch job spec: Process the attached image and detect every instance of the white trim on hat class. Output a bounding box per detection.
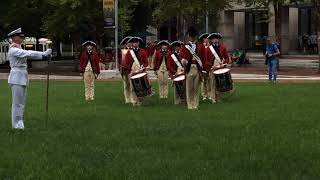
[170,41,183,47]
[82,41,96,47]
[157,40,170,46]
[7,28,24,37]
[120,36,132,45]
[128,37,143,43]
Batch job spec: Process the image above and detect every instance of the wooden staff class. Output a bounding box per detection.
[45,40,52,128]
[39,38,52,128]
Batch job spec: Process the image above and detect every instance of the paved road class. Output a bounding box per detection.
[1,71,320,82]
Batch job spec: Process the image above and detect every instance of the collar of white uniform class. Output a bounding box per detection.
[10,43,22,49]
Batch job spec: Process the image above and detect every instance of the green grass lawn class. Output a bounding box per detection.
[0,81,320,180]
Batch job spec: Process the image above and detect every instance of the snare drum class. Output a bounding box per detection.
[213,68,233,93]
[173,74,186,99]
[130,72,152,97]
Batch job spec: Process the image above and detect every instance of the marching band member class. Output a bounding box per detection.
[147,41,157,69]
[167,41,186,105]
[124,37,148,106]
[79,41,100,101]
[7,28,52,129]
[181,27,203,110]
[153,40,171,99]
[207,33,230,103]
[119,36,133,103]
[198,33,211,100]
[98,48,106,70]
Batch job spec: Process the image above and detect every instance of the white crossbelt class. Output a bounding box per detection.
[184,45,203,68]
[130,50,141,66]
[171,54,183,69]
[209,45,222,64]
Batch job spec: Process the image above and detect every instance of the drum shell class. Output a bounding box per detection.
[173,74,186,99]
[213,69,233,93]
[130,73,152,97]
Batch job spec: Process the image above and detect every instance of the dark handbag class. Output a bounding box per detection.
[264,57,269,65]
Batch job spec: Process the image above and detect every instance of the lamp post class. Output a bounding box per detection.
[205,0,209,32]
[115,0,119,74]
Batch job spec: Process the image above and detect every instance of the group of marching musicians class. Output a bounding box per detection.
[117,27,233,110]
[5,27,233,130]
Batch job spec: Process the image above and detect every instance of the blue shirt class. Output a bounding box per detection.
[265,43,278,62]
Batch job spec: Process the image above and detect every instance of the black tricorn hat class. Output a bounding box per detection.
[157,40,170,46]
[199,33,209,41]
[82,40,97,47]
[128,37,143,43]
[170,41,183,47]
[208,33,223,39]
[120,36,132,45]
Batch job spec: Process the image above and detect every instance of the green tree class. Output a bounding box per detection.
[150,0,230,39]
[119,4,133,38]
[42,0,104,44]
[0,0,48,39]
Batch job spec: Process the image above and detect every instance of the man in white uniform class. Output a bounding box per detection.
[7,28,52,129]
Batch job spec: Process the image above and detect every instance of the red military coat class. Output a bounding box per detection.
[147,44,157,58]
[197,43,211,72]
[99,51,106,64]
[206,43,230,68]
[180,43,203,73]
[167,51,183,77]
[79,50,100,74]
[153,49,172,71]
[124,48,148,73]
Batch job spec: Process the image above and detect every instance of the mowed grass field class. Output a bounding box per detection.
[0,80,320,179]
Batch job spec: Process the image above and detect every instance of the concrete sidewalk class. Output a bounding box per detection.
[1,70,320,81]
[243,53,319,68]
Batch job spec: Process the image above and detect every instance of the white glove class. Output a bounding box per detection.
[43,49,52,58]
[181,59,188,66]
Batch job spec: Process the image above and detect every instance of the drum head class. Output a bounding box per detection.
[131,72,147,79]
[173,75,185,81]
[213,68,230,75]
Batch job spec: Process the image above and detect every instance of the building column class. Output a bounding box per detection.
[288,7,299,53]
[234,12,246,49]
[281,7,299,53]
[217,11,235,50]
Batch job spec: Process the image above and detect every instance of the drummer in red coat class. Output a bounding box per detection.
[206,33,230,103]
[79,41,100,101]
[207,33,230,64]
[124,37,149,106]
[98,48,106,70]
[153,40,171,99]
[180,27,203,110]
[167,41,186,105]
[198,33,211,101]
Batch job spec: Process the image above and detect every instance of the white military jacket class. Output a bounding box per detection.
[8,43,44,86]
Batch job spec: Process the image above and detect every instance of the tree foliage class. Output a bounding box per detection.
[150,0,229,33]
[311,0,320,31]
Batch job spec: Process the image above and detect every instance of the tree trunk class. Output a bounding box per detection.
[273,1,282,45]
[176,14,183,40]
